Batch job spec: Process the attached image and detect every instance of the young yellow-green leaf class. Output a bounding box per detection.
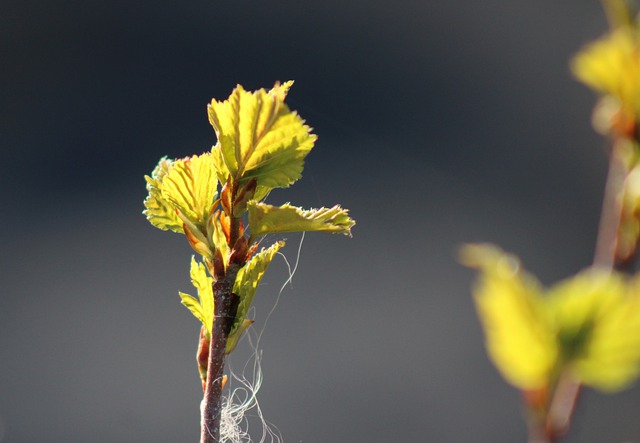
[211,144,231,186]
[143,157,184,233]
[208,82,317,190]
[230,241,284,338]
[179,292,206,326]
[208,212,229,266]
[180,257,215,337]
[461,244,557,390]
[161,152,218,228]
[247,202,354,237]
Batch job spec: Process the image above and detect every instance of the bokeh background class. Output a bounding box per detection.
[3,0,640,441]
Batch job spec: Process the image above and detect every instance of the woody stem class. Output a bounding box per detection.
[200,264,239,443]
[200,187,243,443]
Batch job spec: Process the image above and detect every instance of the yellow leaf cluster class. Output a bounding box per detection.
[462,244,640,392]
[143,82,354,358]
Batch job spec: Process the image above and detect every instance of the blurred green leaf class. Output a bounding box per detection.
[230,241,284,338]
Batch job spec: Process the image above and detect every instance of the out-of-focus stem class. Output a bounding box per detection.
[541,141,628,442]
[594,142,628,269]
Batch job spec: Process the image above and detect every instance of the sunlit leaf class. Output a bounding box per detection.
[208,82,316,190]
[143,157,184,233]
[208,212,230,266]
[247,202,354,237]
[230,241,284,338]
[180,257,215,337]
[161,152,218,227]
[179,292,206,326]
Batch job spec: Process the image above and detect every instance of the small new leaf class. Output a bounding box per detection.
[230,241,284,337]
[248,201,355,237]
[208,82,317,190]
[179,292,206,326]
[143,157,184,233]
[180,257,215,337]
[161,152,218,228]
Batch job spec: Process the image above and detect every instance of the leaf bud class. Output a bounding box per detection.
[212,248,226,280]
[220,182,232,215]
[233,178,258,215]
[183,222,213,258]
[229,236,249,265]
[219,211,231,244]
[246,242,259,261]
[197,326,210,391]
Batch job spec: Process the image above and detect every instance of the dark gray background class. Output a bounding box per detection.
[3,0,640,441]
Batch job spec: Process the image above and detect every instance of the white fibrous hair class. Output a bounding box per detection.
[219,233,305,443]
[219,346,282,443]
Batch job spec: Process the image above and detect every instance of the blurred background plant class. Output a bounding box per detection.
[463,1,640,441]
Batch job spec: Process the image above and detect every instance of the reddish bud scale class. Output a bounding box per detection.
[208,199,221,217]
[212,249,225,280]
[183,223,212,257]
[246,242,259,261]
[229,236,249,265]
[197,327,230,392]
[237,219,245,238]
[219,212,231,244]
[233,178,257,215]
[197,326,210,392]
[220,182,232,215]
